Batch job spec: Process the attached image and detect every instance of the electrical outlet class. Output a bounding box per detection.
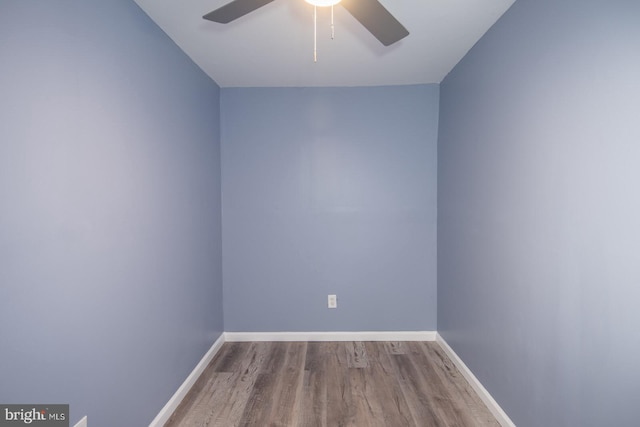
[328,294,337,309]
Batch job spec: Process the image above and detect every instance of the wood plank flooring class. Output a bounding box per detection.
[164,341,499,427]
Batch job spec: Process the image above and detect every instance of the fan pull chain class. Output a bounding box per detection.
[312,4,337,62]
[313,5,317,62]
[331,4,335,39]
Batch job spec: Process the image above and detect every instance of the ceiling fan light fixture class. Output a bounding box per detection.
[202,0,410,57]
[305,0,341,7]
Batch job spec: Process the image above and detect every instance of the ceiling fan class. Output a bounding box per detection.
[202,0,409,47]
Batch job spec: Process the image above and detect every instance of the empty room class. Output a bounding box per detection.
[1,0,639,426]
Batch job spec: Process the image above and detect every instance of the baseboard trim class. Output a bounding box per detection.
[224,330,437,342]
[148,334,225,427]
[436,333,515,427]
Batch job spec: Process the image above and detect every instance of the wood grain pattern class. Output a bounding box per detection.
[164,341,499,427]
[345,341,369,369]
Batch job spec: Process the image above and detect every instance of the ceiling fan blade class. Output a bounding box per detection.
[340,0,409,46]
[203,0,275,24]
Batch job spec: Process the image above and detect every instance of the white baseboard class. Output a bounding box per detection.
[148,334,225,427]
[224,330,437,342]
[73,416,87,427]
[436,333,515,427]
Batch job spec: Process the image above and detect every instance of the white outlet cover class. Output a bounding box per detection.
[328,294,337,308]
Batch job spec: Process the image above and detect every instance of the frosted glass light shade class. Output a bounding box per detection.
[305,0,341,6]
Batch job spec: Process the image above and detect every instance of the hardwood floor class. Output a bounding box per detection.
[164,341,499,427]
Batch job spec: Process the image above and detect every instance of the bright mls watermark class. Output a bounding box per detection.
[0,405,68,426]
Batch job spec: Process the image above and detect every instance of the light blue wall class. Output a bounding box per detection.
[438,0,640,425]
[221,85,438,332]
[0,1,223,426]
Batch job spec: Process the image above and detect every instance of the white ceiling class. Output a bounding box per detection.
[133,0,515,87]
